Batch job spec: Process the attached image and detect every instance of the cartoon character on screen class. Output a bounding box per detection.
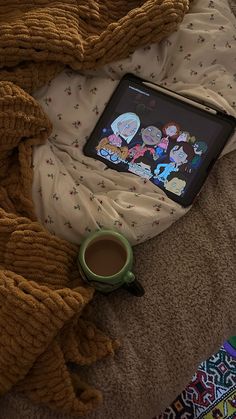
[176,131,191,143]
[187,141,208,173]
[128,160,153,179]
[110,112,140,145]
[153,141,195,185]
[164,172,187,196]
[154,122,180,159]
[97,112,140,164]
[128,125,162,163]
[96,138,129,164]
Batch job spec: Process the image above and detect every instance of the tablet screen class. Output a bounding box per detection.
[85,76,234,206]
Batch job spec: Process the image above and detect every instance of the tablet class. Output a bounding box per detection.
[83,73,235,206]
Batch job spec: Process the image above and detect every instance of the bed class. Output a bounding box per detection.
[0,0,236,418]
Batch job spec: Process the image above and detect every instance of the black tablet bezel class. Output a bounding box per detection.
[83,73,235,207]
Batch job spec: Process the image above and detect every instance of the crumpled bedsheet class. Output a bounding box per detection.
[32,0,236,246]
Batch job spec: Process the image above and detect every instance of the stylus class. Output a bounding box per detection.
[143,82,217,115]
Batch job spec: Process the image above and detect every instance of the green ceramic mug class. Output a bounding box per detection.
[78,229,144,296]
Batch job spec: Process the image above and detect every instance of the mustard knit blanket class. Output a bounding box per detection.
[0,0,190,416]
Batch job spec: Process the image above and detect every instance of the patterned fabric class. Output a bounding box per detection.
[158,347,236,419]
[32,0,236,246]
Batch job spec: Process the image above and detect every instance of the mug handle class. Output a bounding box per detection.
[123,272,145,297]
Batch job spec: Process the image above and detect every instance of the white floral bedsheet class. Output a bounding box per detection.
[32,0,236,245]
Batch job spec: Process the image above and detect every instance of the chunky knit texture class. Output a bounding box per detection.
[0,82,52,219]
[0,82,119,416]
[0,0,190,416]
[0,0,190,92]
[0,209,119,415]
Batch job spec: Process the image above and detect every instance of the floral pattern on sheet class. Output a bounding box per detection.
[32,0,236,245]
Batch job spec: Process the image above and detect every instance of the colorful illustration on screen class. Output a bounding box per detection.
[176,131,191,143]
[128,161,153,179]
[153,142,195,184]
[162,122,180,140]
[164,172,187,196]
[96,112,140,164]
[110,112,140,144]
[141,126,162,145]
[153,121,180,159]
[96,110,209,197]
[128,125,161,163]
[96,138,128,164]
[187,140,208,172]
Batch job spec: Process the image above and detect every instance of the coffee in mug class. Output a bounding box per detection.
[85,237,127,277]
[78,229,144,296]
